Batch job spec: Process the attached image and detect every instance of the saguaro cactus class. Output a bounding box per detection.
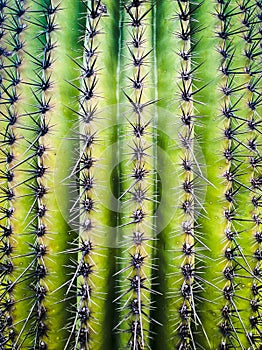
[0,0,261,349]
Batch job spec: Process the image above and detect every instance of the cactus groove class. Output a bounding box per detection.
[0,0,261,349]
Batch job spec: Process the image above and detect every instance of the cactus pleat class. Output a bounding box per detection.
[192,0,262,348]
[0,0,261,350]
[237,2,262,346]
[249,2,262,346]
[152,1,211,349]
[0,1,34,347]
[204,2,253,348]
[65,1,119,348]
[1,0,84,348]
[233,3,262,348]
[115,2,156,349]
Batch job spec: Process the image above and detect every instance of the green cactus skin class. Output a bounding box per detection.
[0,0,261,349]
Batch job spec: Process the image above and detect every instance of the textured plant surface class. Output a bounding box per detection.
[0,0,261,349]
